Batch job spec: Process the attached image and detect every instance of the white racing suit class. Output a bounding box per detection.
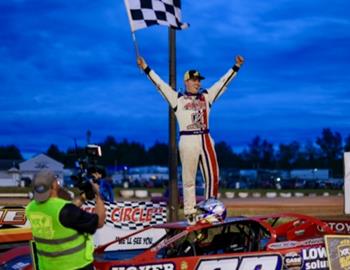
[143,64,240,216]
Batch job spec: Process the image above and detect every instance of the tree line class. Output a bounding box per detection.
[1,128,349,177]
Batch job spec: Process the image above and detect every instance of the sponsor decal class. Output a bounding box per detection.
[301,238,324,246]
[83,205,164,223]
[117,236,153,246]
[325,235,350,270]
[184,100,206,111]
[82,201,167,248]
[109,207,163,223]
[326,222,350,234]
[284,252,303,269]
[102,228,166,251]
[111,263,174,270]
[196,254,282,270]
[180,261,188,270]
[302,247,328,270]
[268,238,324,250]
[0,207,27,226]
[82,201,167,229]
[187,111,206,130]
[338,239,350,269]
[268,241,298,250]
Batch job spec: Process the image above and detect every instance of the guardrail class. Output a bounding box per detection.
[0,193,31,198]
[117,189,343,199]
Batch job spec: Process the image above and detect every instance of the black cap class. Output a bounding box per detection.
[184,70,205,81]
[32,170,57,202]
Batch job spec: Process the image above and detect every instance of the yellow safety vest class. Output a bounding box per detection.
[26,198,94,270]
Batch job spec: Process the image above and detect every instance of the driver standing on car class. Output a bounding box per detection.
[25,169,106,270]
[137,55,244,224]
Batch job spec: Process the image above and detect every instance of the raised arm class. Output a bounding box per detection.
[92,183,106,228]
[72,182,106,228]
[137,56,178,109]
[207,55,244,104]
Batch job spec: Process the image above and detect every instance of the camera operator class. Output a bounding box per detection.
[89,167,114,203]
[26,169,106,270]
[71,144,113,203]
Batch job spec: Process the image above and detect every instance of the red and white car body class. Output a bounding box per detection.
[1,212,349,270]
[93,213,344,270]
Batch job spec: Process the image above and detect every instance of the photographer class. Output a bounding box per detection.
[25,169,106,270]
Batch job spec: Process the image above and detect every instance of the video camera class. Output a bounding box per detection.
[71,144,106,200]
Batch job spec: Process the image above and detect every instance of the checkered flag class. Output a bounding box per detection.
[124,0,188,32]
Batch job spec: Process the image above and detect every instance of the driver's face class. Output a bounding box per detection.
[185,78,201,94]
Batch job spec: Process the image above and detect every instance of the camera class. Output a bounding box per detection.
[71,144,106,200]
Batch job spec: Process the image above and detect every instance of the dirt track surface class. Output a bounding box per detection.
[0,197,29,206]
[221,195,346,218]
[0,195,346,219]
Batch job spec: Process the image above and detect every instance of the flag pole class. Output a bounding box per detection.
[168,27,179,222]
[130,31,143,72]
[131,32,140,58]
[123,0,140,59]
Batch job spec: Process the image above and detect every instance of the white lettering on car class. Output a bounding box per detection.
[302,247,327,260]
[196,255,282,270]
[197,258,239,270]
[326,222,350,233]
[302,247,328,270]
[0,208,27,225]
[111,263,174,270]
[238,255,281,270]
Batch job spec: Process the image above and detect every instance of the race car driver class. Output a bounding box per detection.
[137,55,244,224]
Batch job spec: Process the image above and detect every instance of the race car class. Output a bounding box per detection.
[0,212,348,270]
[93,213,343,270]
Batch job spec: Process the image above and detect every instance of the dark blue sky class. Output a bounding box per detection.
[1,0,350,158]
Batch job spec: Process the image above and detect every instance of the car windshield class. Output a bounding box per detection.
[156,220,271,259]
